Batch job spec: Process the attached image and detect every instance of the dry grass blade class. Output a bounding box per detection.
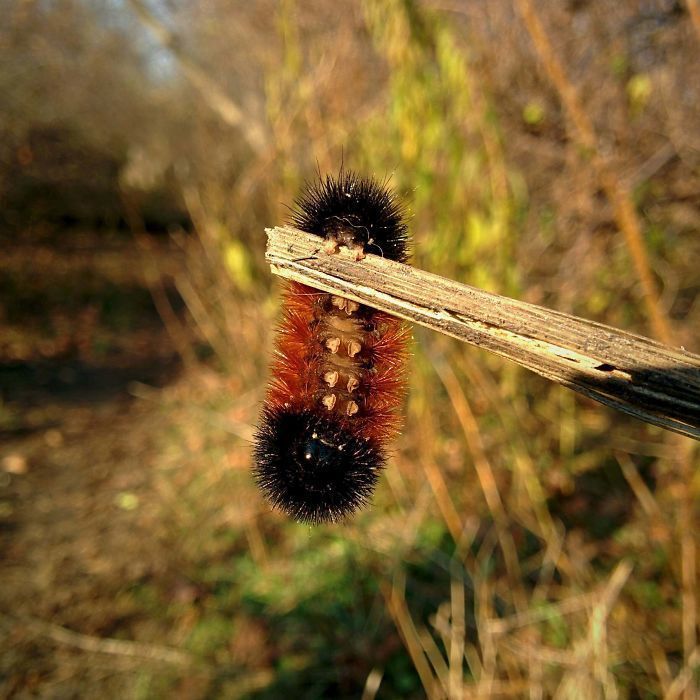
[686,0,700,39]
[449,574,465,699]
[381,577,443,699]
[360,667,384,700]
[434,358,528,615]
[588,560,634,697]
[664,647,700,700]
[614,451,664,519]
[513,0,674,346]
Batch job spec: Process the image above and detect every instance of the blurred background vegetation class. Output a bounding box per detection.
[1,0,699,697]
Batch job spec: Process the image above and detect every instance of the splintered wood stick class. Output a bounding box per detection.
[265,225,700,441]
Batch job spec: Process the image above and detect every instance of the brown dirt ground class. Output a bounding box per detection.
[0,233,192,696]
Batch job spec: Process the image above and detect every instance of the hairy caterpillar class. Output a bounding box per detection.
[253,171,410,524]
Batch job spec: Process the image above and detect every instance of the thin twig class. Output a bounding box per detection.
[120,189,199,368]
[125,0,267,154]
[686,0,700,41]
[266,225,700,441]
[381,576,442,699]
[3,613,194,666]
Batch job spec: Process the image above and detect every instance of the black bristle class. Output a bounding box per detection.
[253,408,384,524]
[291,170,409,262]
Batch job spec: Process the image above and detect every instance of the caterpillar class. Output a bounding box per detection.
[253,170,410,524]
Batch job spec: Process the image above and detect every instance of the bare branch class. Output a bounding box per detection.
[126,0,267,154]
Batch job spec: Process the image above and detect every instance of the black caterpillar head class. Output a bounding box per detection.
[291,170,409,263]
[253,408,384,524]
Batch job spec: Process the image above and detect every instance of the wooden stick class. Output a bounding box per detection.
[266,226,700,441]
